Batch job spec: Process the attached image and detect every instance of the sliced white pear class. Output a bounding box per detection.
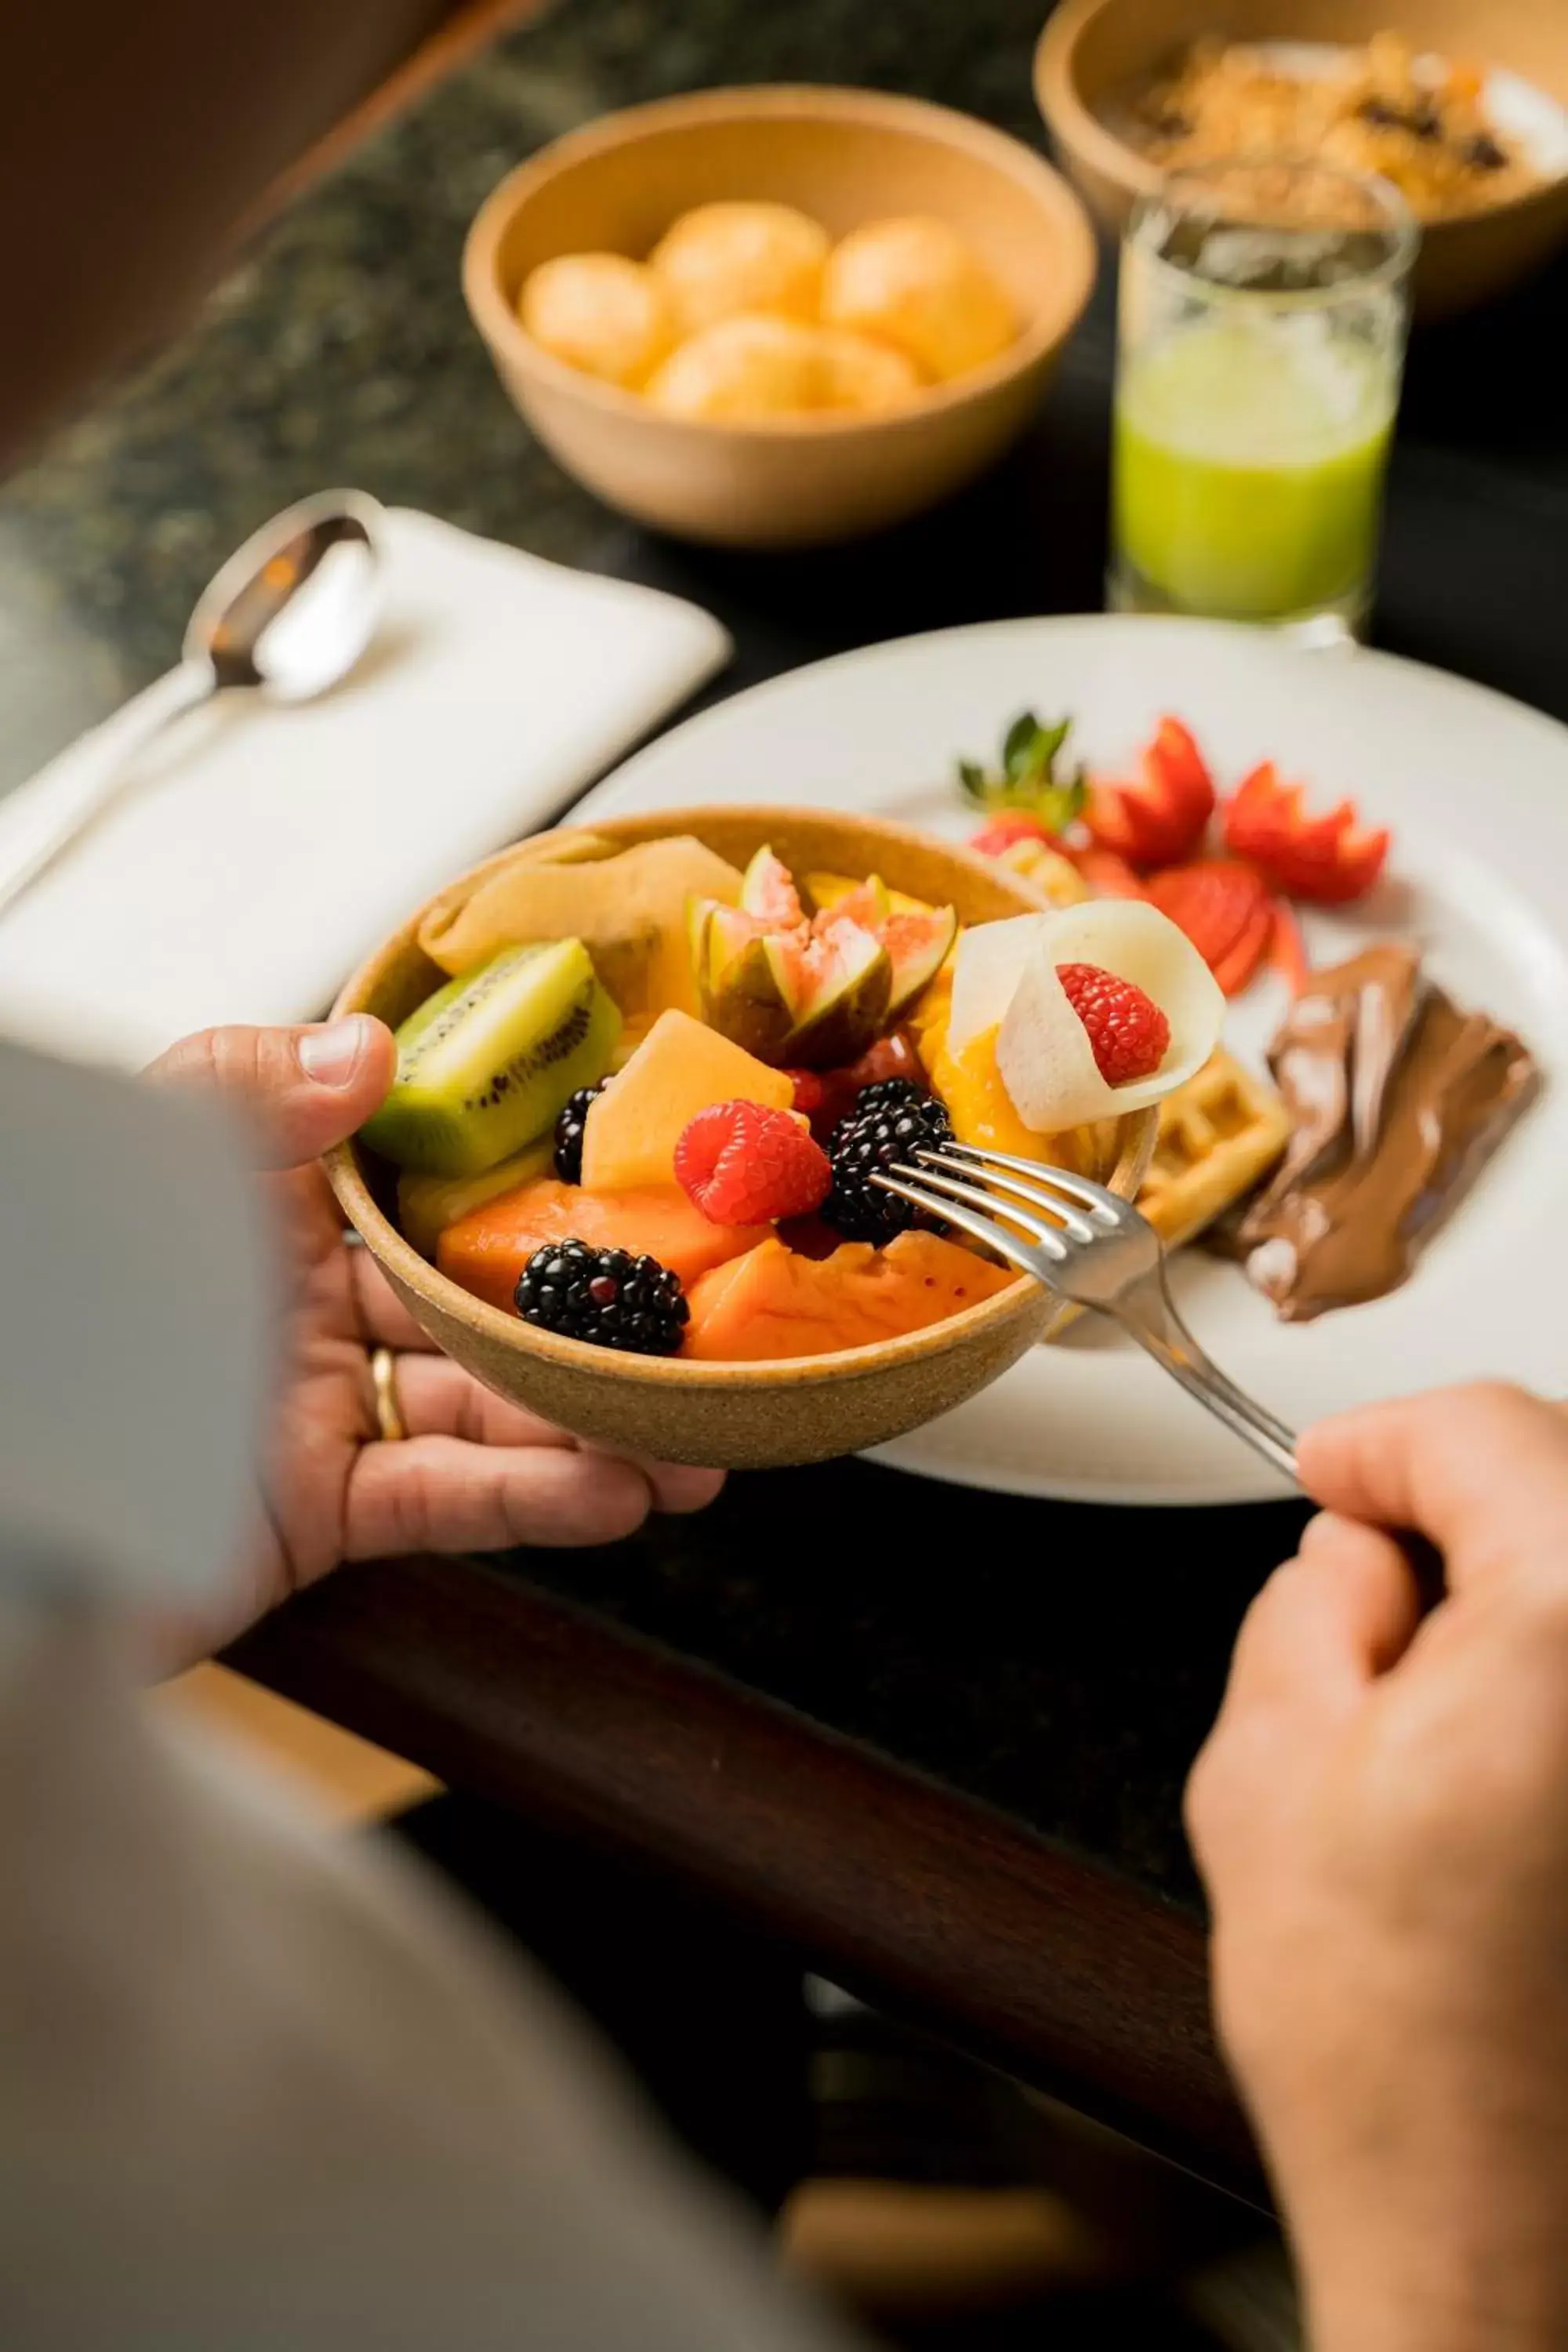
[994,899,1225,1134]
[947,913,1056,1057]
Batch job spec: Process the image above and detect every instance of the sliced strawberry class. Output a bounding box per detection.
[1149,714,1213,803]
[1269,900,1311,996]
[1145,858,1272,975]
[1070,846,1147,899]
[1209,896,1276,996]
[1084,717,1216,870]
[1222,760,1390,905]
[968,812,1059,858]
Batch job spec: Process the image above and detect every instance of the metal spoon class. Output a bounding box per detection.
[0,488,385,919]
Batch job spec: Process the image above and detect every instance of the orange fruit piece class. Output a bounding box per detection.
[683,1230,1016,1362]
[580,1008,793,1192]
[437,1178,770,1314]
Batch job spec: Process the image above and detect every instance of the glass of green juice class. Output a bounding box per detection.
[1111,160,1417,644]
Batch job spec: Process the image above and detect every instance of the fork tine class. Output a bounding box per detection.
[942,1142,1127,1223]
[916,1149,1099,1244]
[880,1181,1299,1483]
[869,1176,1059,1282]
[886,1162,1073,1258]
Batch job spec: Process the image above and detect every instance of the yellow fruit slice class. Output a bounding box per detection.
[416,837,744,1022]
[580,1008,794,1192]
[397,1138,554,1260]
[928,1024,1074,1167]
[805,870,934,920]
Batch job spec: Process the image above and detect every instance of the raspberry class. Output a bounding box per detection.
[674,1099,831,1226]
[1056,962,1171,1087]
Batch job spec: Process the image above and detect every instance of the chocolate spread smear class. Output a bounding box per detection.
[1235,942,1538,1321]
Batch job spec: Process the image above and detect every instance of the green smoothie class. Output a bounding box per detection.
[1112,317,1395,622]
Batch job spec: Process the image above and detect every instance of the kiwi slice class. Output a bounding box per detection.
[361,938,621,1178]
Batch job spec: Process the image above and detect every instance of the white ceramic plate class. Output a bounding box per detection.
[575,616,1568,1504]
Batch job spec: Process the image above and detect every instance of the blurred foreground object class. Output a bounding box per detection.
[0,1602,863,2351]
[1,0,541,468]
[0,1036,266,1610]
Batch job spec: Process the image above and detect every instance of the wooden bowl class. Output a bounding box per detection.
[462,86,1097,546]
[326,808,1156,1470]
[1035,0,1568,317]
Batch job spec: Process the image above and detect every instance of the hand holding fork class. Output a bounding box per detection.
[879,1143,1446,1599]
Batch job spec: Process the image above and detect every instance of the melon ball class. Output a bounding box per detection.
[813,325,925,414]
[821,216,1017,383]
[644,314,828,421]
[649,201,829,335]
[519,252,675,388]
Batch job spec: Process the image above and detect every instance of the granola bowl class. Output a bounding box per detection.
[1035,0,1568,315]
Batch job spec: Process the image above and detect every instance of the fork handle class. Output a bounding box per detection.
[1114,1296,1449,1606]
[1116,1310,1301,1484]
[1112,1272,1301,1483]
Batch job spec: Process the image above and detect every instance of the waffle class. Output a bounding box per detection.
[1137,1049,1292,1248]
[1040,1049,1290,1345]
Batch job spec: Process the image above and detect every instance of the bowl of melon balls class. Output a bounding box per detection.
[462,85,1097,546]
[326,806,1225,1469]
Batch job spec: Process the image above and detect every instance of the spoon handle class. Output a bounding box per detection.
[0,659,215,921]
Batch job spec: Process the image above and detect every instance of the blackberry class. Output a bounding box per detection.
[854,1077,932,1116]
[515,1240,688,1356]
[822,1080,953,1244]
[553,1082,606,1183]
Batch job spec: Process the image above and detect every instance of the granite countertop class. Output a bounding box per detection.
[3,0,1565,1914]
[0,0,1104,788]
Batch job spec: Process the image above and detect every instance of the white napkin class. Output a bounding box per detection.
[0,509,730,1067]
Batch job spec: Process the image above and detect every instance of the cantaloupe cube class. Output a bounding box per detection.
[580,1007,794,1192]
[683,1230,1015,1361]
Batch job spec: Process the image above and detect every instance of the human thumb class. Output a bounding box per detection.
[146,1017,396,1168]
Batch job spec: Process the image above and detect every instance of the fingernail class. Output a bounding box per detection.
[298,1015,372,1088]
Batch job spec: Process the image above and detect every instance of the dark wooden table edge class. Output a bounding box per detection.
[230,1548,1263,2201]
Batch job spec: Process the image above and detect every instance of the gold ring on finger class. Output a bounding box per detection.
[370,1346,408,1444]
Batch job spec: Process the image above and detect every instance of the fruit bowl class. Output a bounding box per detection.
[326,808,1157,1471]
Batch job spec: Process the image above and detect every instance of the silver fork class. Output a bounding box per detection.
[874,1142,1300,1485]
